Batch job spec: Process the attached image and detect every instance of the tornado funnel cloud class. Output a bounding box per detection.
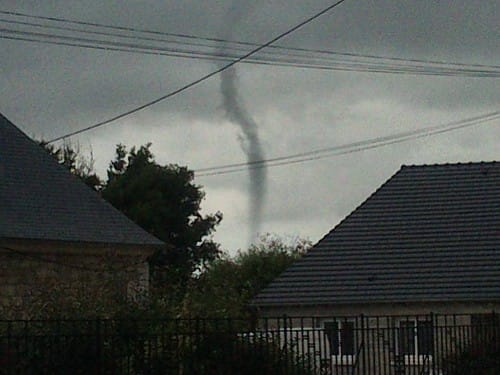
[219,1,266,246]
[220,67,267,245]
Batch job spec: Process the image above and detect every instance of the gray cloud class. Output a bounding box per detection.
[0,0,498,253]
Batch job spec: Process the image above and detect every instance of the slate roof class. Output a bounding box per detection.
[253,162,500,307]
[0,113,164,246]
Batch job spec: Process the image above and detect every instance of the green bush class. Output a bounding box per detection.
[1,321,118,374]
[1,319,316,374]
[442,331,499,375]
[181,331,315,375]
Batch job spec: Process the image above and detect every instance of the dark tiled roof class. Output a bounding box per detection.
[0,113,164,246]
[253,162,500,307]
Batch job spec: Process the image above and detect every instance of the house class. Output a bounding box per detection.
[0,113,164,318]
[252,162,499,374]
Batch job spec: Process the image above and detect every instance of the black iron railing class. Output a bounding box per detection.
[0,313,497,374]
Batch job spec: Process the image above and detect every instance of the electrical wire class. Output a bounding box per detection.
[2,9,498,70]
[3,2,496,144]
[0,9,248,46]
[33,0,350,143]
[0,17,224,51]
[0,28,230,59]
[195,110,500,177]
[2,29,497,78]
[195,110,500,172]
[0,24,500,78]
[0,34,231,60]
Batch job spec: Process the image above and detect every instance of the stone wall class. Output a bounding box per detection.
[0,239,153,319]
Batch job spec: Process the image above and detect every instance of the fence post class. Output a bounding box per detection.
[360,314,366,375]
[493,310,498,353]
[283,314,289,372]
[95,319,102,375]
[430,311,435,375]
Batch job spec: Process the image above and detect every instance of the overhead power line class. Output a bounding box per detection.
[2,9,498,70]
[9,0,351,143]
[3,4,496,144]
[0,9,247,47]
[1,13,498,72]
[2,28,498,78]
[1,12,498,79]
[195,110,500,177]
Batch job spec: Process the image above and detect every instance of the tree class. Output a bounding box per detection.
[41,141,222,303]
[41,141,101,190]
[182,234,310,318]
[102,143,222,291]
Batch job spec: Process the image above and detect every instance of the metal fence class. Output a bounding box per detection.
[0,313,498,374]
